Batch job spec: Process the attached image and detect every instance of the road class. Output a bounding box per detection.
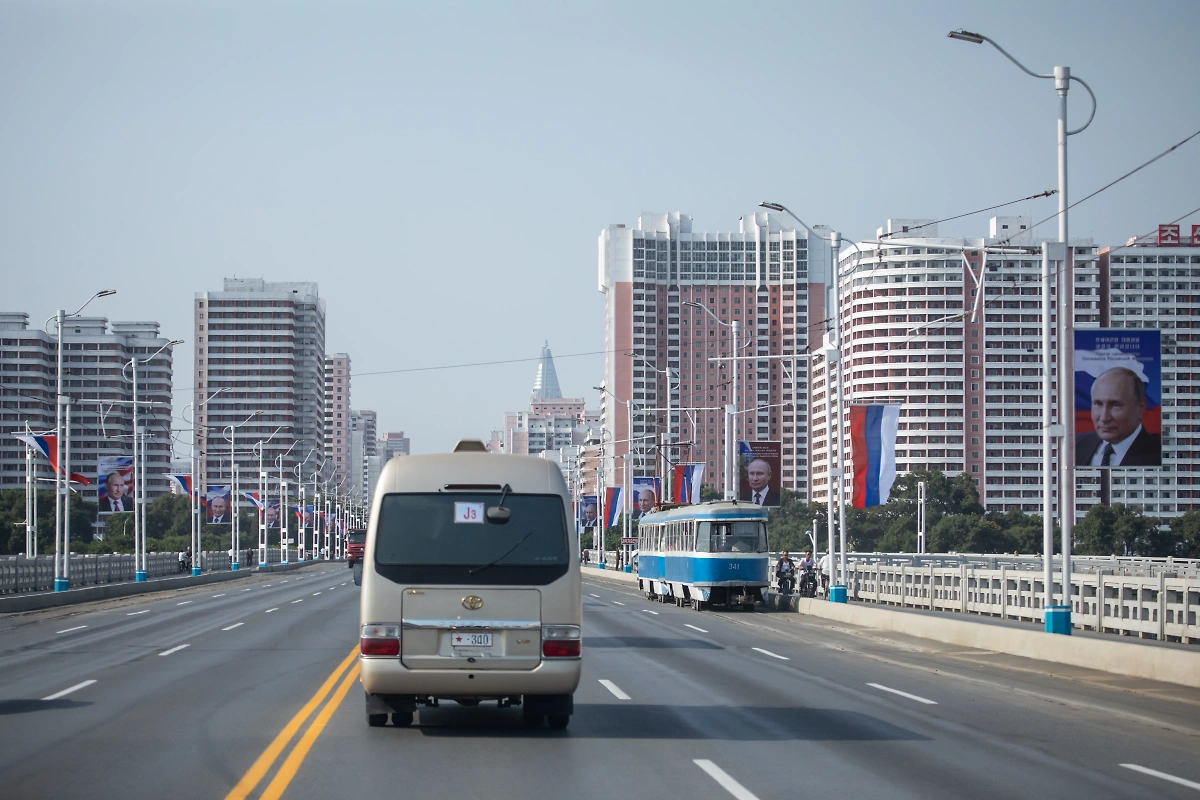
[0,565,1197,799]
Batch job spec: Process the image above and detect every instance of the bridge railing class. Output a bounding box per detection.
[841,561,1199,644]
[0,549,282,594]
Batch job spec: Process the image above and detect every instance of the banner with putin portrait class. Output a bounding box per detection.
[737,440,782,507]
[579,495,598,530]
[97,456,134,514]
[205,486,234,525]
[1074,330,1161,468]
[630,477,660,520]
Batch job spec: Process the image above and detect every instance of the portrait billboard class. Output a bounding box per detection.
[97,456,134,514]
[738,440,782,506]
[264,498,281,528]
[630,477,660,520]
[205,486,233,524]
[1074,329,1161,468]
[579,495,598,529]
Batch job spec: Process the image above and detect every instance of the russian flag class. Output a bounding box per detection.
[603,487,624,527]
[15,434,91,485]
[242,491,263,509]
[672,464,705,504]
[167,474,196,497]
[849,404,901,508]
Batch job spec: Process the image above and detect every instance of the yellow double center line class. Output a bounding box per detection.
[225,647,360,800]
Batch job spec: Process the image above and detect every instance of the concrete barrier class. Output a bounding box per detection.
[785,595,1200,690]
[0,560,332,614]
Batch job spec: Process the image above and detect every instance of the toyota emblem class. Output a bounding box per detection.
[462,595,483,611]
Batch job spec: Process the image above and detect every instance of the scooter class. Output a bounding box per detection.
[776,569,795,595]
[798,567,818,598]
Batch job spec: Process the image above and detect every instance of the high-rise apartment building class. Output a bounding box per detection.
[598,211,833,497]
[0,314,175,505]
[324,353,350,490]
[1092,224,1200,519]
[349,409,378,502]
[810,217,1098,517]
[380,431,410,461]
[194,279,326,492]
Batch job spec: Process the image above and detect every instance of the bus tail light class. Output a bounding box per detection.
[360,623,401,657]
[542,625,581,658]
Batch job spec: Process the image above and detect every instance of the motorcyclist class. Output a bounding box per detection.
[796,550,817,596]
[775,551,796,593]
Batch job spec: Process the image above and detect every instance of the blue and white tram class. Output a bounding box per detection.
[635,502,769,610]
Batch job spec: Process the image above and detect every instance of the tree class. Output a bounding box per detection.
[766,489,826,553]
[1074,503,1160,557]
[0,489,96,554]
[1168,512,1200,559]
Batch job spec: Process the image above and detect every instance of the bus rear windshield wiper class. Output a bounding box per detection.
[468,529,536,575]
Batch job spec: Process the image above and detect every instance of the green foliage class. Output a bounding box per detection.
[1074,502,1173,557]
[766,489,827,553]
[0,489,97,554]
[1167,512,1200,559]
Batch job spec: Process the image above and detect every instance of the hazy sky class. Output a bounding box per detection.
[3,0,1198,455]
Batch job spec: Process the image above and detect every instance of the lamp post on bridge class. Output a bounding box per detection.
[948,28,1097,633]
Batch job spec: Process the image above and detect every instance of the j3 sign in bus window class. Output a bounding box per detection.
[454,502,485,524]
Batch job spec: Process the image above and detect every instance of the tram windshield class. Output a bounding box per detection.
[696,520,767,553]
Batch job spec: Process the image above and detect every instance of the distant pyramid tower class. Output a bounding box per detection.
[531,341,563,401]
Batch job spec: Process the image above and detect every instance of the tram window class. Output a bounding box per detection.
[702,521,767,553]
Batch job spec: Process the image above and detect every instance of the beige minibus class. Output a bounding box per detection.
[359,440,582,729]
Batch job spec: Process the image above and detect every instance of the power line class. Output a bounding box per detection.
[995,126,1200,247]
[878,189,1057,240]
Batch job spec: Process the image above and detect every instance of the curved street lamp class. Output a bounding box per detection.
[947,28,1097,632]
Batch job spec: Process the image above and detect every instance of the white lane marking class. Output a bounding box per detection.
[177,601,193,606]
[589,594,601,598]
[42,680,97,701]
[641,609,659,615]
[329,586,336,590]
[312,592,321,596]
[1120,764,1200,791]
[212,594,225,598]
[291,599,303,604]
[752,647,789,660]
[280,580,289,583]
[242,588,252,592]
[613,601,625,606]
[57,626,87,634]
[126,610,149,616]
[694,759,761,800]
[159,644,190,656]
[222,623,244,631]
[867,683,937,705]
[685,623,708,633]
[265,608,278,613]
[598,679,631,700]
[264,584,272,587]
[341,582,347,586]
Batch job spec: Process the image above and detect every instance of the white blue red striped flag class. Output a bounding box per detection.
[850,404,901,508]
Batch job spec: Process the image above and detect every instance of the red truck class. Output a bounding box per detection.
[346,529,367,567]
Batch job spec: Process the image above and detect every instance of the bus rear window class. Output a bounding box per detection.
[375,493,569,567]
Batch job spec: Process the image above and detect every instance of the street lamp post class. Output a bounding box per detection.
[184,387,226,576]
[127,338,183,582]
[48,290,116,590]
[683,302,743,500]
[948,29,1096,632]
[627,353,679,503]
[224,411,262,570]
[596,386,635,562]
[759,202,858,601]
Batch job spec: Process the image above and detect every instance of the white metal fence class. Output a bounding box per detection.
[0,548,288,594]
[840,560,1200,644]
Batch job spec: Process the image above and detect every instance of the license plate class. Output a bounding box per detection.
[450,632,492,648]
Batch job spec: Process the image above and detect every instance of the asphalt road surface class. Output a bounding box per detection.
[0,565,1197,799]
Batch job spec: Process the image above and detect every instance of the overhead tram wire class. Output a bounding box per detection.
[993,125,1200,248]
[898,204,1200,345]
[877,189,1058,240]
